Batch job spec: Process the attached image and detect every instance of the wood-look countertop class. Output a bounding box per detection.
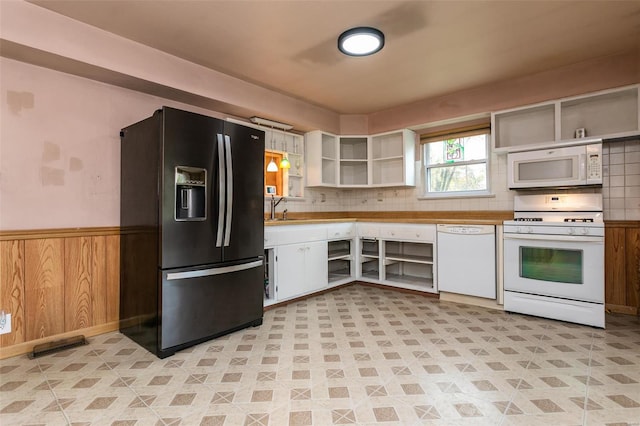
[264,211,513,226]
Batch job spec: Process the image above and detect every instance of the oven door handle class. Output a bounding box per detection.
[504,233,603,243]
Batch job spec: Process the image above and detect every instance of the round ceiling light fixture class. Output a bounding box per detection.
[338,27,385,56]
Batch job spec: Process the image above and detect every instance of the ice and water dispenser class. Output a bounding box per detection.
[175,166,206,221]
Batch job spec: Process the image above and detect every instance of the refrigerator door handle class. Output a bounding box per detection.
[166,259,263,280]
[216,134,226,247]
[223,135,233,247]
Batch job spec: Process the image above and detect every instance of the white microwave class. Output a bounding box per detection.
[507,142,602,189]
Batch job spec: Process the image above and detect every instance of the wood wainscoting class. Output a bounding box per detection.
[605,221,640,315]
[1,220,637,358]
[0,228,120,359]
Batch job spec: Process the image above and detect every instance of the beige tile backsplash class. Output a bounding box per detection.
[603,138,640,220]
[268,137,640,220]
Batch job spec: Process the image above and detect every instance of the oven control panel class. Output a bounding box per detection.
[503,224,604,237]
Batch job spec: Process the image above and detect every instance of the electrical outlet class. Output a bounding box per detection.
[0,313,11,335]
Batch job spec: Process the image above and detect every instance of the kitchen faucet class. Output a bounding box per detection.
[270,195,285,220]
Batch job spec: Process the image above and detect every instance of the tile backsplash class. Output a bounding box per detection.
[603,137,640,220]
[266,137,640,221]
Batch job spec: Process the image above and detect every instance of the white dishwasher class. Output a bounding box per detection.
[437,224,496,299]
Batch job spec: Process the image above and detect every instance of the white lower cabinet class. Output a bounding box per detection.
[382,240,435,291]
[327,223,356,286]
[356,223,437,294]
[264,224,329,305]
[265,221,437,306]
[276,241,328,301]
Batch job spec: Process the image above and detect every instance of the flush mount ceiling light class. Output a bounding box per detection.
[338,27,385,56]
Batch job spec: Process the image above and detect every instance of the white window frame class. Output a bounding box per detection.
[420,132,492,199]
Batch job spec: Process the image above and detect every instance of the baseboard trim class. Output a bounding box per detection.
[0,321,120,360]
[605,303,639,316]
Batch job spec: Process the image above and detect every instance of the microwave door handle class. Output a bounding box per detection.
[216,134,225,248]
[579,153,587,182]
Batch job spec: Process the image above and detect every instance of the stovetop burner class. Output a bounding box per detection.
[564,218,595,223]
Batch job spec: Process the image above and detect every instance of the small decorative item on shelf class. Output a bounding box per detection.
[575,128,587,138]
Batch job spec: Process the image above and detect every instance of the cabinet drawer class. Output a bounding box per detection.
[328,223,355,240]
[357,223,379,238]
[276,225,327,245]
[380,224,436,242]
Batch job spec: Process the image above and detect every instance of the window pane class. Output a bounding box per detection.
[428,163,487,192]
[426,135,487,166]
[463,135,487,161]
[427,141,445,164]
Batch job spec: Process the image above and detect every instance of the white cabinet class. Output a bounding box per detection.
[266,221,439,304]
[276,241,328,300]
[492,85,640,152]
[356,223,437,294]
[327,223,356,285]
[339,136,369,186]
[382,240,435,290]
[230,118,306,198]
[559,88,639,140]
[493,103,556,151]
[264,224,328,305]
[282,132,305,198]
[306,130,338,186]
[306,129,415,187]
[371,129,416,186]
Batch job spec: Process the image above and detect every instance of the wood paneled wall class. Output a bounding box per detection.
[1,221,637,358]
[605,222,640,315]
[0,228,119,358]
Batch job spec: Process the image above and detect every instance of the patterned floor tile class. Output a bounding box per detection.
[1,284,639,425]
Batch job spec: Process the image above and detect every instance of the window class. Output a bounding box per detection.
[423,130,490,196]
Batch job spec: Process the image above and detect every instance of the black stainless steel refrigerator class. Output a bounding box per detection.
[119,107,265,358]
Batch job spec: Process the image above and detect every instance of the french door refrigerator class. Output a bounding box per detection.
[120,107,265,358]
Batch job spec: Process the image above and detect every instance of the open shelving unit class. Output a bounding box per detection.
[359,238,380,280]
[492,85,640,152]
[339,137,368,186]
[370,130,414,186]
[321,133,337,186]
[382,240,435,291]
[328,239,353,283]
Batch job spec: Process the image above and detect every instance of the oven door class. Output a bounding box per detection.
[503,233,604,303]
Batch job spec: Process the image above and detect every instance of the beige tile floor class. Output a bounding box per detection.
[1,284,639,425]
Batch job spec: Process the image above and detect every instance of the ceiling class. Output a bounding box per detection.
[29,1,640,115]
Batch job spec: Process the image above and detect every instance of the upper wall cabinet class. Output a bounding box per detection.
[306,131,338,186]
[371,129,416,187]
[305,129,416,188]
[339,136,369,186]
[229,118,306,198]
[492,85,640,153]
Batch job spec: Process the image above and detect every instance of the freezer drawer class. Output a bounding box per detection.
[160,259,264,354]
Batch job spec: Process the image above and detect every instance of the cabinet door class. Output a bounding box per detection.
[275,243,308,300]
[305,240,328,293]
